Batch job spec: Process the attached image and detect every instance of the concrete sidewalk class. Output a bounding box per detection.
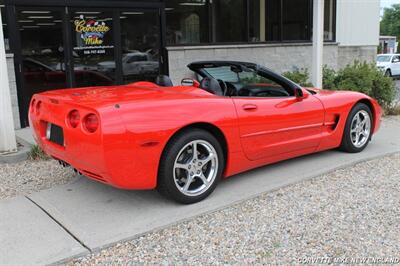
[1,118,400,265]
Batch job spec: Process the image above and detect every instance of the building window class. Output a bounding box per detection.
[282,0,311,41]
[120,10,161,84]
[265,0,281,41]
[165,0,209,45]
[0,1,9,51]
[213,0,247,43]
[164,0,335,46]
[324,0,336,41]
[70,10,116,87]
[249,0,264,42]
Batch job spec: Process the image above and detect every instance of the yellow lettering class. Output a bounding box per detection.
[74,19,110,34]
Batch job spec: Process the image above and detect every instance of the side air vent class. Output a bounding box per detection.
[324,114,340,131]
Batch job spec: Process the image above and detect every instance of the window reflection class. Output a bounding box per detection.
[120,11,160,83]
[164,0,336,45]
[17,8,68,126]
[249,0,264,42]
[166,0,209,45]
[282,0,311,41]
[214,0,247,42]
[71,10,115,87]
[324,0,335,41]
[18,9,66,89]
[1,1,9,50]
[266,0,281,41]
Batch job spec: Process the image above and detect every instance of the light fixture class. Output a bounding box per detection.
[18,20,35,23]
[122,12,144,15]
[23,25,40,28]
[179,3,206,6]
[165,8,175,11]
[53,20,62,22]
[75,11,101,14]
[37,23,56,26]
[22,11,51,14]
[120,16,127,19]
[28,16,54,19]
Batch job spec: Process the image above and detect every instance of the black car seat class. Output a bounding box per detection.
[200,77,224,96]
[155,75,173,87]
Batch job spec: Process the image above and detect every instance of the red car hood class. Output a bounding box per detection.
[305,87,367,97]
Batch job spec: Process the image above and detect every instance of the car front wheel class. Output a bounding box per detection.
[340,103,373,153]
[157,129,224,204]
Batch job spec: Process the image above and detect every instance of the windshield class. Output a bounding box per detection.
[377,55,392,62]
[203,65,272,85]
[201,64,293,97]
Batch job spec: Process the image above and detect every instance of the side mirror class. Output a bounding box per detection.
[181,78,200,87]
[295,88,304,99]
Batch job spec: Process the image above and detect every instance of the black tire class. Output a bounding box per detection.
[157,128,225,204]
[385,69,392,77]
[340,103,373,153]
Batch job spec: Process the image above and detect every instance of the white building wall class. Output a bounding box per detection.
[336,0,380,46]
[7,54,21,130]
[167,43,339,86]
[167,42,377,86]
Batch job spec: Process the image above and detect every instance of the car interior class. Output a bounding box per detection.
[155,62,301,98]
[198,64,294,97]
[155,75,174,87]
[199,77,224,96]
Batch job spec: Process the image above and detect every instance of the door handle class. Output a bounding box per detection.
[242,104,258,111]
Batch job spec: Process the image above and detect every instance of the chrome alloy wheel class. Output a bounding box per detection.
[350,110,371,148]
[173,140,218,197]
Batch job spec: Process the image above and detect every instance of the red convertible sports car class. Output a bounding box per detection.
[29,61,382,204]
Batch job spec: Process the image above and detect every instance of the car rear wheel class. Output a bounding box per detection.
[340,103,372,153]
[157,129,224,204]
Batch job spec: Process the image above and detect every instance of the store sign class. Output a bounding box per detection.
[74,15,110,46]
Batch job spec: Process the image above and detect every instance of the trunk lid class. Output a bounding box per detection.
[37,82,209,108]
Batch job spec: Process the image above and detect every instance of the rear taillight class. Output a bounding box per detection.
[83,113,99,133]
[36,101,42,115]
[68,110,80,128]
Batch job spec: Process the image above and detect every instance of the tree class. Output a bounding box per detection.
[380,4,400,53]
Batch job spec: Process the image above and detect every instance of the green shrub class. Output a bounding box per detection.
[282,68,314,87]
[325,61,396,108]
[282,62,396,109]
[335,62,375,95]
[322,66,337,90]
[28,145,50,161]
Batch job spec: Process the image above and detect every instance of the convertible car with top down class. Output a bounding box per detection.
[29,61,382,204]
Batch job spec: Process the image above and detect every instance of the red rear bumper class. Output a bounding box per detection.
[29,94,161,190]
[29,95,112,184]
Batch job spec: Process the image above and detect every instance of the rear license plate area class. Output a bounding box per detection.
[46,123,64,146]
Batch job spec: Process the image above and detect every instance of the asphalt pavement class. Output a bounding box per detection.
[1,118,400,265]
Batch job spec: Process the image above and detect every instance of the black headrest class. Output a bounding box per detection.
[200,78,223,96]
[155,75,173,87]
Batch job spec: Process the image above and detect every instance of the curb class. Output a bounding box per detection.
[0,138,32,164]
